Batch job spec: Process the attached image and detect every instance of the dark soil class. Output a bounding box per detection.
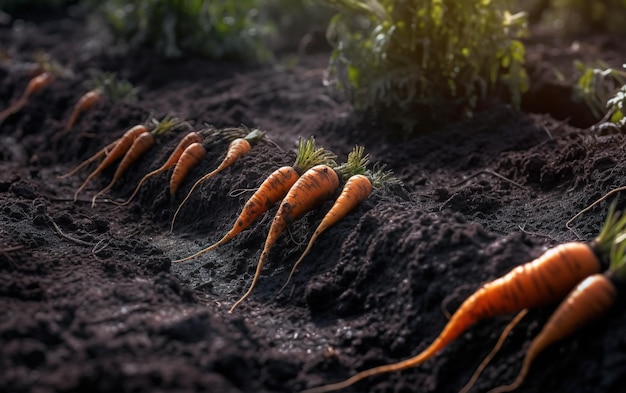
[2,6,626,393]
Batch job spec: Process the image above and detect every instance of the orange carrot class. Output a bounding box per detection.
[90,130,156,206]
[169,129,264,233]
[173,165,300,262]
[63,89,102,132]
[169,142,207,199]
[0,71,54,125]
[488,272,618,393]
[73,124,148,201]
[280,173,372,291]
[116,131,204,206]
[90,115,187,205]
[302,242,603,393]
[229,164,341,313]
[301,203,626,393]
[172,136,337,262]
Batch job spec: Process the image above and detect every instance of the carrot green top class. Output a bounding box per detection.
[605,204,626,281]
[293,136,337,175]
[86,71,138,102]
[148,114,190,137]
[335,144,401,189]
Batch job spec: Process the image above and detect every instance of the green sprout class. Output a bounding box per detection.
[85,71,138,103]
[317,0,529,134]
[293,136,337,173]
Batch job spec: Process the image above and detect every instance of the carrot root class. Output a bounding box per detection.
[488,273,617,393]
[459,309,528,393]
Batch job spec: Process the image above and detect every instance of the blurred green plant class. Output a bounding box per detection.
[85,70,138,102]
[316,0,529,134]
[97,0,275,62]
[573,61,626,123]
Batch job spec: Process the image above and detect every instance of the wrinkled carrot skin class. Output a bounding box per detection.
[302,241,602,393]
[173,165,300,263]
[170,137,252,232]
[65,90,102,131]
[73,124,148,201]
[169,142,206,198]
[0,71,54,124]
[229,164,340,313]
[91,131,156,205]
[283,174,372,289]
[119,131,203,206]
[489,273,617,393]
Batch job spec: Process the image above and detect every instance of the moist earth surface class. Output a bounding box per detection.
[1,6,626,393]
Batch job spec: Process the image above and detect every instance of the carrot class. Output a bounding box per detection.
[116,131,204,206]
[279,173,371,290]
[488,273,617,393]
[73,124,148,201]
[63,89,102,132]
[301,205,626,393]
[488,224,626,393]
[169,142,207,199]
[229,163,341,313]
[169,129,265,233]
[172,136,337,262]
[279,146,374,291]
[0,71,54,125]
[173,165,299,261]
[90,130,155,206]
[90,115,187,206]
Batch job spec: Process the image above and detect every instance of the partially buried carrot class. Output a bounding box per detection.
[172,136,336,262]
[0,71,54,125]
[90,115,187,206]
[279,145,375,292]
[63,89,102,132]
[229,163,341,313]
[115,130,205,206]
[487,224,626,393]
[280,173,371,291]
[301,204,626,393]
[73,124,148,201]
[169,142,206,199]
[169,128,265,233]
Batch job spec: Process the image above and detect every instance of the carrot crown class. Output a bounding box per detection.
[335,145,401,189]
[198,124,249,146]
[368,163,402,189]
[86,71,138,102]
[609,233,626,281]
[242,127,265,144]
[335,145,370,180]
[293,136,337,174]
[148,114,191,137]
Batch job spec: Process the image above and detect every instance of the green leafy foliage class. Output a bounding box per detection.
[85,70,138,102]
[573,61,626,122]
[98,0,274,62]
[317,0,529,133]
